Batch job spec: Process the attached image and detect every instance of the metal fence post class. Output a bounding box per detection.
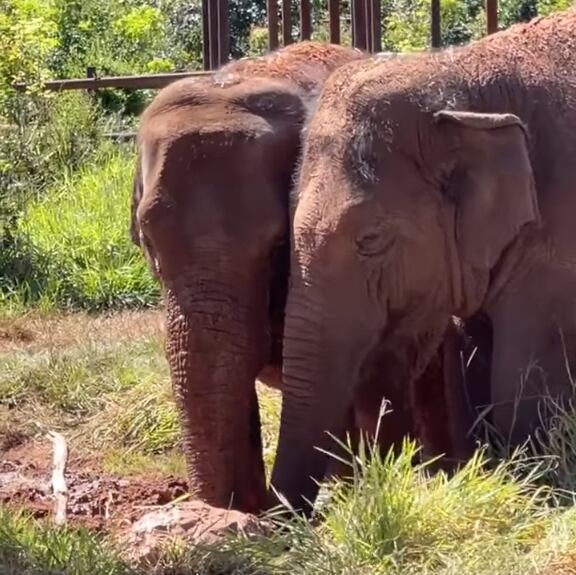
[267,0,279,49]
[486,0,498,34]
[431,0,441,48]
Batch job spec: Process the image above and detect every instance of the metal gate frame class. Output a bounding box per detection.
[202,0,499,70]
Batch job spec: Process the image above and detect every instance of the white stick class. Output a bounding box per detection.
[47,430,68,526]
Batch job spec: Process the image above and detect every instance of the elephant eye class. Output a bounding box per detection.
[355,230,396,258]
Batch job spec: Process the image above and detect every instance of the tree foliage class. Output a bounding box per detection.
[0,0,573,298]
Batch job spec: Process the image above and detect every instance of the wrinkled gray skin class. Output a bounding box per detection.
[270,9,576,515]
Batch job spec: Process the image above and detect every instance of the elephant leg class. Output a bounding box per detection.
[488,268,576,446]
[324,407,359,480]
[433,318,480,467]
[354,371,416,459]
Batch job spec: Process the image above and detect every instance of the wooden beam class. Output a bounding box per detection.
[218,0,229,66]
[202,0,210,70]
[365,0,373,51]
[431,0,441,48]
[282,0,293,45]
[371,0,381,52]
[208,0,220,68]
[13,72,211,92]
[486,0,498,34]
[352,0,367,50]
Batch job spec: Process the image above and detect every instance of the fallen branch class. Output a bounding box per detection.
[46,430,69,526]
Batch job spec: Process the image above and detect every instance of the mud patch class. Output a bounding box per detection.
[0,442,189,533]
[0,444,267,565]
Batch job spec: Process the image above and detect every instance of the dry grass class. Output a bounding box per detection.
[0,308,281,478]
[0,308,165,353]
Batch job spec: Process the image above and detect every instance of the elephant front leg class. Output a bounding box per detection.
[488,269,576,448]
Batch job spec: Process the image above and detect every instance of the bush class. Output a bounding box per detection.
[0,146,160,311]
[0,92,114,250]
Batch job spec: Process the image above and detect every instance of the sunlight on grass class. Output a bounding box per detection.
[1,148,160,312]
[0,329,282,478]
[101,450,186,478]
[257,382,281,477]
[0,335,180,461]
[5,437,576,575]
[0,508,132,575]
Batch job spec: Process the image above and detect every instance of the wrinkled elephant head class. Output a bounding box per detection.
[271,61,541,515]
[131,76,307,513]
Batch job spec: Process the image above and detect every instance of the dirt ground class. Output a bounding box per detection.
[0,310,260,551]
[0,439,189,533]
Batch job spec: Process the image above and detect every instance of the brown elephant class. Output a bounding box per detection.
[130,42,365,514]
[270,9,576,515]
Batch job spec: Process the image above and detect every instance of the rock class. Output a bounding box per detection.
[121,500,267,566]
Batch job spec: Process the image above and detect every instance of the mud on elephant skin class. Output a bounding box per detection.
[271,9,576,515]
[130,42,365,514]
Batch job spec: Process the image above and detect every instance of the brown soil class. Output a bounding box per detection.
[0,309,263,554]
[0,439,189,534]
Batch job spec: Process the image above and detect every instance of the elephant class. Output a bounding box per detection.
[130,41,366,514]
[270,8,576,515]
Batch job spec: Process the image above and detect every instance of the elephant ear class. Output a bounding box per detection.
[129,153,143,247]
[236,80,308,133]
[435,110,541,272]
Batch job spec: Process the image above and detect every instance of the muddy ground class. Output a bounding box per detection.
[0,438,189,533]
[0,310,264,555]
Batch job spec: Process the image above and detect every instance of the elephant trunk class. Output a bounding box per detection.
[270,279,358,515]
[164,264,268,513]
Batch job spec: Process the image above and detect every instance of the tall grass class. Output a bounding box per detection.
[0,324,280,474]
[0,335,178,454]
[1,146,160,311]
[0,508,134,575]
[4,438,576,575]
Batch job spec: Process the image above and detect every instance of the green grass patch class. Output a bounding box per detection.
[0,147,160,312]
[258,382,281,476]
[101,449,186,478]
[0,328,282,475]
[0,508,133,575]
[0,334,181,459]
[3,440,576,575]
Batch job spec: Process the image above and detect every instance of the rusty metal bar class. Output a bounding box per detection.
[486,0,498,34]
[208,0,219,68]
[218,0,230,66]
[282,0,293,45]
[300,0,312,40]
[202,0,211,70]
[267,0,279,50]
[371,0,381,52]
[12,72,211,92]
[352,0,367,50]
[431,0,441,48]
[328,0,340,44]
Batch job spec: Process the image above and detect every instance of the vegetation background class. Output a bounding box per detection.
[1,0,576,573]
[0,0,572,313]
